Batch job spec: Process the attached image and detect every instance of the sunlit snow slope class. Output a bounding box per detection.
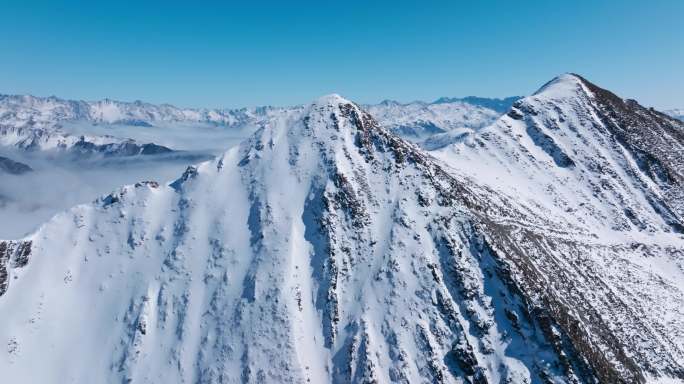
[1,82,683,383]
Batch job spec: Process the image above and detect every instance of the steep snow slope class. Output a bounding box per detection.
[1,92,683,383]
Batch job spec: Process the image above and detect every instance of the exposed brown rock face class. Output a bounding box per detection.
[576,74,684,231]
[0,240,31,296]
[0,242,8,296]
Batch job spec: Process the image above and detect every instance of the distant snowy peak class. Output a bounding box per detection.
[0,94,238,156]
[0,124,175,158]
[0,93,281,128]
[84,98,281,127]
[432,95,521,113]
[364,96,518,141]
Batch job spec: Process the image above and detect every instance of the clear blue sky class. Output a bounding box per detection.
[1,0,682,109]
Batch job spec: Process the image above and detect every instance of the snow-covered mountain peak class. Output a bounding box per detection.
[445,73,684,234]
[377,99,402,107]
[312,93,350,107]
[2,88,684,383]
[531,73,588,100]
[242,94,388,154]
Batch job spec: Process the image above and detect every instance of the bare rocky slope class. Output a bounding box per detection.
[1,78,683,383]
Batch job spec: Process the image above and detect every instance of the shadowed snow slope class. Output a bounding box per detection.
[1,89,683,383]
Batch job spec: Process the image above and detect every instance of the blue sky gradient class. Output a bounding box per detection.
[1,0,682,108]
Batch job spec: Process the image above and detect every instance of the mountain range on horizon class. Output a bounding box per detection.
[0,92,522,122]
[0,90,522,162]
[2,88,681,129]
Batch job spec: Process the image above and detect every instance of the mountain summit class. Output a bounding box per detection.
[1,80,684,383]
[438,73,684,233]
